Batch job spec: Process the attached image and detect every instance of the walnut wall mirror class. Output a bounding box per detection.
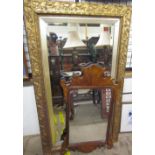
[24,1,131,154]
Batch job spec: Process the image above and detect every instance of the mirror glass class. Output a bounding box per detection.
[39,16,120,145]
[69,88,112,143]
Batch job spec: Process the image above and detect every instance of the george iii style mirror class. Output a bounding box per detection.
[24,0,131,154]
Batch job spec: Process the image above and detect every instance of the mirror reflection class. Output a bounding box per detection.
[69,88,111,143]
[39,16,120,145]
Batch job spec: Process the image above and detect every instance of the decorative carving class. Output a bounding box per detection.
[24,1,53,154]
[70,64,114,87]
[24,0,131,154]
[69,141,105,153]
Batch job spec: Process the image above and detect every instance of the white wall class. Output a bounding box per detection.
[23,78,132,136]
[122,78,132,102]
[23,86,40,136]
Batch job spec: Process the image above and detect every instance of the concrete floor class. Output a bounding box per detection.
[23,135,43,155]
[23,133,132,155]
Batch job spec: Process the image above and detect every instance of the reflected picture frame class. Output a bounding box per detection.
[120,103,132,132]
[24,0,131,153]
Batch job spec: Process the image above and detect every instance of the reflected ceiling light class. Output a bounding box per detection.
[95,25,111,48]
[63,23,86,49]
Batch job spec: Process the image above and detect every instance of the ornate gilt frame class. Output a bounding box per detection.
[24,0,131,154]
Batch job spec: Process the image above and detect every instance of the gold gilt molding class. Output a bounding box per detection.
[24,0,131,154]
[24,1,53,154]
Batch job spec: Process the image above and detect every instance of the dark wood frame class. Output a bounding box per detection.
[60,64,120,153]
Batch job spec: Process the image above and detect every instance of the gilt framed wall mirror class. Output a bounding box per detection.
[24,0,131,154]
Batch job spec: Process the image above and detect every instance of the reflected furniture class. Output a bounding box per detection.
[60,64,120,153]
[48,44,111,106]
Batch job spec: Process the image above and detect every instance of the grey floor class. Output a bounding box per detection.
[23,133,132,155]
[69,103,108,143]
[70,103,104,125]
